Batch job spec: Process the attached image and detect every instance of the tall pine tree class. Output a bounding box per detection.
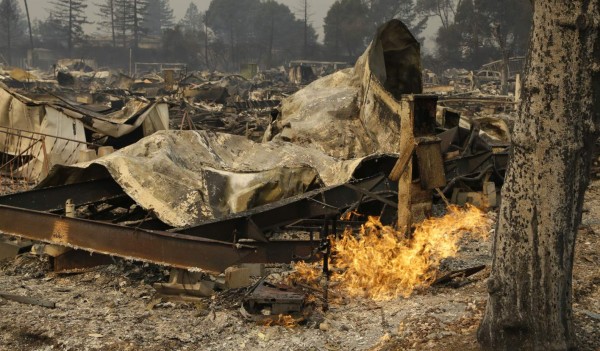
[49,0,89,55]
[144,0,174,36]
[0,0,26,65]
[112,0,147,48]
[180,2,202,34]
[96,0,117,47]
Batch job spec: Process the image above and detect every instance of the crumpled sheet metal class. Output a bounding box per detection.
[265,20,422,160]
[0,83,169,181]
[0,83,168,138]
[42,130,383,228]
[37,20,421,227]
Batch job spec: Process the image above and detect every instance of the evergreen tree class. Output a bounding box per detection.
[366,0,427,38]
[113,0,148,49]
[0,0,26,65]
[130,0,148,48]
[255,0,317,66]
[206,0,260,70]
[415,0,460,29]
[323,0,370,60]
[96,0,117,47]
[203,0,319,70]
[33,15,65,51]
[432,0,532,70]
[144,0,174,36]
[49,0,89,55]
[180,2,202,34]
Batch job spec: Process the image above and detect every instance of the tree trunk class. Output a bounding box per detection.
[121,3,126,48]
[478,1,600,350]
[133,0,139,49]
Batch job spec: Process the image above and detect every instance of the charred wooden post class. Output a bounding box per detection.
[391,94,439,231]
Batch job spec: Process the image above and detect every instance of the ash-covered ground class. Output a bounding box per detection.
[0,182,599,351]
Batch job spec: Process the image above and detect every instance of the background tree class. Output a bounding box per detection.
[478,0,600,349]
[365,0,427,38]
[0,0,26,65]
[173,2,208,69]
[49,0,89,55]
[433,23,463,68]
[143,0,174,36]
[96,0,117,47]
[129,0,147,49]
[255,0,317,67]
[113,0,131,47]
[206,0,260,70]
[296,0,313,59]
[415,0,461,30]
[162,25,200,66]
[180,2,202,34]
[433,0,531,70]
[110,0,147,49]
[33,15,65,52]
[23,0,35,66]
[323,0,370,60]
[478,0,532,92]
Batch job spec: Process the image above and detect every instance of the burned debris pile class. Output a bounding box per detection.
[0,20,512,326]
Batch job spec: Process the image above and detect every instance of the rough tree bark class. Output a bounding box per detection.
[478,1,600,350]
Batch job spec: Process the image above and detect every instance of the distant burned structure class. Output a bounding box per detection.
[0,84,168,181]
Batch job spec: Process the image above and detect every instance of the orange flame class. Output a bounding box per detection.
[262,314,298,328]
[290,205,490,301]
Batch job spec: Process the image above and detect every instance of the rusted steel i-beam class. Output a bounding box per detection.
[0,178,125,212]
[0,205,255,273]
[0,174,398,272]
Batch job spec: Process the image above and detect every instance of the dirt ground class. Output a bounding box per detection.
[0,181,599,351]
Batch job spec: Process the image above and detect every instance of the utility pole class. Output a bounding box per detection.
[303,0,308,59]
[6,4,11,65]
[110,0,116,48]
[204,12,209,69]
[133,0,139,49]
[68,0,73,56]
[23,0,34,67]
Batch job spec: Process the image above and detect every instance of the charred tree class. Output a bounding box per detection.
[477,1,600,350]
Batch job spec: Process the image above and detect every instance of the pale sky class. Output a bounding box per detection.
[25,0,337,39]
[25,0,437,51]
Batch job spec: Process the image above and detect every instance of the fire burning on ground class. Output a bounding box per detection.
[261,314,299,328]
[290,205,491,301]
